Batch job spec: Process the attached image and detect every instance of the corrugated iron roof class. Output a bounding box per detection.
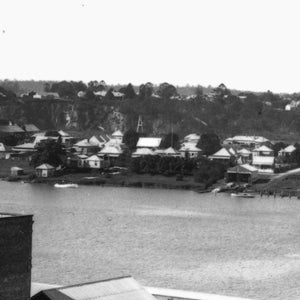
[0,125,24,133]
[32,277,157,300]
[137,137,161,148]
[24,124,40,132]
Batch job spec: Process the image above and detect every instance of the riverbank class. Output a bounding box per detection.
[2,170,207,192]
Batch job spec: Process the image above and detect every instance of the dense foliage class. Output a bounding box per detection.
[30,140,66,167]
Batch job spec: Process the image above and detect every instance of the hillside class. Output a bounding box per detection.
[0,80,300,141]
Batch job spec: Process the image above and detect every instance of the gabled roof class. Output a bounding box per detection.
[279,145,296,153]
[132,148,154,156]
[89,136,104,147]
[227,164,258,174]
[136,137,162,148]
[210,147,232,158]
[32,276,156,300]
[36,163,55,170]
[238,148,251,155]
[253,145,273,152]
[99,145,122,156]
[252,156,274,166]
[112,130,123,137]
[86,155,103,161]
[164,147,179,155]
[184,133,200,142]
[12,143,36,151]
[74,139,95,148]
[179,143,201,152]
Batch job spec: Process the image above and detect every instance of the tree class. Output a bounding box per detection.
[197,133,221,156]
[139,82,154,99]
[123,129,140,150]
[157,82,177,99]
[50,81,75,98]
[160,132,180,149]
[124,83,136,99]
[30,139,66,168]
[194,85,204,100]
[272,142,287,156]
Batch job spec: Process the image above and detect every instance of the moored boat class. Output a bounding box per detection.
[54,183,79,188]
[231,192,255,198]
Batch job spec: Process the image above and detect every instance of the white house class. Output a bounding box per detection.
[164,147,181,157]
[252,156,274,173]
[252,145,274,157]
[98,144,123,158]
[278,145,296,157]
[111,130,123,143]
[224,136,270,148]
[209,147,235,162]
[183,133,200,144]
[86,155,103,169]
[179,143,202,158]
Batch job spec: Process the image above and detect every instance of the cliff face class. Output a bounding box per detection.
[0,99,127,132]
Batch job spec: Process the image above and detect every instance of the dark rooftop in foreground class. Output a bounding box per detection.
[0,212,32,218]
[31,276,157,300]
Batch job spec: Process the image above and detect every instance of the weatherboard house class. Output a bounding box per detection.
[35,163,55,178]
[179,143,202,158]
[278,145,296,157]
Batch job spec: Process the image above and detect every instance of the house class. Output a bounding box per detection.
[252,145,274,157]
[98,144,123,158]
[12,142,36,153]
[0,142,12,159]
[164,147,181,156]
[73,139,99,155]
[183,133,200,144]
[35,163,55,178]
[136,137,162,150]
[89,136,105,148]
[209,147,235,162]
[23,124,40,134]
[227,164,258,184]
[0,124,25,139]
[33,92,60,99]
[278,145,296,157]
[111,130,123,143]
[86,155,103,169]
[179,143,202,158]
[224,136,270,148]
[132,148,154,158]
[237,148,252,164]
[31,276,157,300]
[77,154,88,168]
[252,156,275,173]
[10,166,24,177]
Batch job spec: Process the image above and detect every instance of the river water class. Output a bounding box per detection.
[0,181,299,299]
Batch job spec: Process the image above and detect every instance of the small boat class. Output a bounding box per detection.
[231,192,255,198]
[54,183,79,188]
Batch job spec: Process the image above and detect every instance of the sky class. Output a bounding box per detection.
[0,0,300,93]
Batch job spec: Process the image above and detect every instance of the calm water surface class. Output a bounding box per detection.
[0,181,299,300]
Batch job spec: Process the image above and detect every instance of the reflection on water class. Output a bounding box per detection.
[0,181,299,300]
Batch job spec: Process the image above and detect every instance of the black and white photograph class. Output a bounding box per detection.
[0,1,299,299]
